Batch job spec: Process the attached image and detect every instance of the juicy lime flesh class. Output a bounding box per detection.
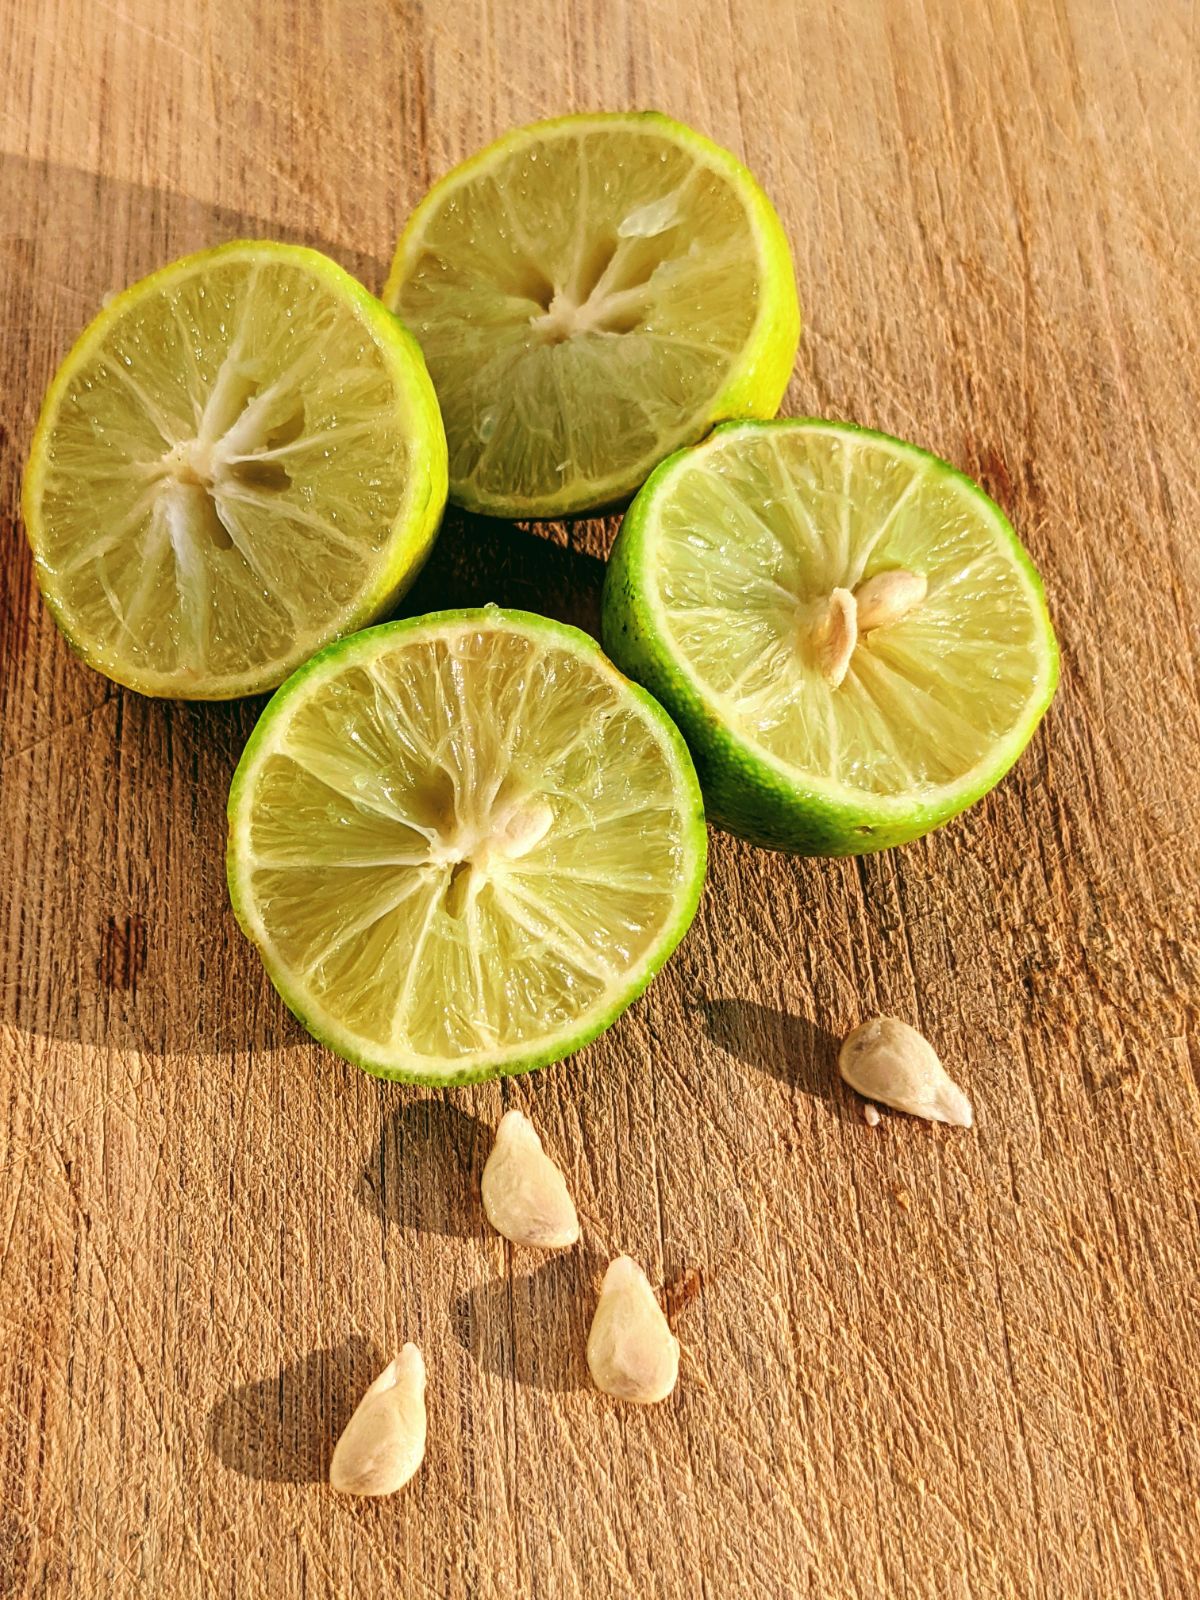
[30,251,426,695]
[231,616,702,1076]
[390,121,767,511]
[646,425,1055,801]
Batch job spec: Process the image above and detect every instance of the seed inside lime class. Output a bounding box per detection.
[24,241,447,699]
[602,419,1059,855]
[226,607,707,1084]
[383,112,800,518]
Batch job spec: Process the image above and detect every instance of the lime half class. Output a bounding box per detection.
[603,420,1059,854]
[227,608,707,1084]
[383,112,799,518]
[24,242,447,698]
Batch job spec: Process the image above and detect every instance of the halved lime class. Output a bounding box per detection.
[383,112,800,518]
[226,608,707,1083]
[603,420,1059,855]
[24,242,447,699]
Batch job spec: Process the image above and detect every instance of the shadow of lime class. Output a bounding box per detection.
[207,1336,383,1483]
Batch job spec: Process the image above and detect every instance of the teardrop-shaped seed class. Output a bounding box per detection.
[838,1016,973,1127]
[329,1345,427,1497]
[854,568,927,631]
[586,1255,680,1403]
[481,1109,580,1248]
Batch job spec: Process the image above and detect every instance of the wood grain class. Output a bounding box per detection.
[2,1,1198,1595]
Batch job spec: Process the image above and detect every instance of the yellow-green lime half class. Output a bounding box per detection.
[602,420,1059,855]
[24,242,447,698]
[226,607,707,1084]
[383,112,799,518]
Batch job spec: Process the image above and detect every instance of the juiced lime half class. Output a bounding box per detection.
[603,420,1059,854]
[383,112,799,518]
[24,242,447,698]
[227,608,707,1084]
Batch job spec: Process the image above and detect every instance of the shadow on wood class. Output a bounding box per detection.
[398,508,608,638]
[206,1336,382,1483]
[0,154,388,321]
[0,684,313,1056]
[358,1094,491,1238]
[700,998,841,1104]
[450,1245,604,1393]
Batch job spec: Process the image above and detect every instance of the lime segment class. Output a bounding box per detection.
[384,112,799,517]
[602,420,1059,854]
[24,242,447,698]
[227,608,707,1083]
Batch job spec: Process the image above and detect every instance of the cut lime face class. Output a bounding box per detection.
[383,112,800,518]
[226,608,707,1084]
[603,420,1059,854]
[24,242,447,699]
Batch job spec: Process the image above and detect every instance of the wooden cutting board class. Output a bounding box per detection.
[2,2,1197,1595]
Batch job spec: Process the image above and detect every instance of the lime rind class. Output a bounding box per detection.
[603,419,1059,855]
[384,112,800,518]
[227,607,708,1084]
[24,241,448,699]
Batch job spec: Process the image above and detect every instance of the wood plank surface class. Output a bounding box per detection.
[2,1,1198,1595]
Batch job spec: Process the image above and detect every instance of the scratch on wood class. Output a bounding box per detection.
[98,913,148,994]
